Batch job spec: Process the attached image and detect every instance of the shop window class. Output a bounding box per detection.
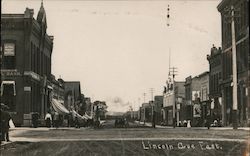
[1,81,16,112]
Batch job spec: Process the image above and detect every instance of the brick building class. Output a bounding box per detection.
[184,72,210,127]
[217,0,249,126]
[140,103,151,122]
[153,96,163,124]
[64,81,82,112]
[1,3,53,126]
[51,75,65,104]
[162,81,185,126]
[207,45,223,124]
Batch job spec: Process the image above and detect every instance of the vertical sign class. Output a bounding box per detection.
[4,43,15,56]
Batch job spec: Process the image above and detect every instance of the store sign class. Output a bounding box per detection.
[201,88,208,101]
[4,43,15,56]
[176,104,181,110]
[192,91,200,101]
[177,97,183,104]
[193,103,201,117]
[163,92,174,107]
[1,70,21,76]
[24,86,31,92]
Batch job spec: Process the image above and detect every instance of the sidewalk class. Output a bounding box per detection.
[135,121,250,131]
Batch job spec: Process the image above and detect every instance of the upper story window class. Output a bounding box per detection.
[2,43,16,69]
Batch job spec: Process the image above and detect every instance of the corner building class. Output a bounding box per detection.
[1,4,53,126]
[217,0,249,126]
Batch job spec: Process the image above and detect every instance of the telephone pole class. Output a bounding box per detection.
[149,88,155,127]
[143,93,146,103]
[169,67,177,128]
[224,5,239,129]
[230,5,239,130]
[149,88,154,101]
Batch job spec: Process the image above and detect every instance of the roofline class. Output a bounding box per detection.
[198,71,210,77]
[1,14,24,18]
[64,81,81,83]
[217,0,231,12]
[175,81,185,83]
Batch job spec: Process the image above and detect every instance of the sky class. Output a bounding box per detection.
[2,0,222,112]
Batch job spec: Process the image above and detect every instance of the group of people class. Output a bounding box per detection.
[45,111,89,128]
[44,111,60,128]
[114,118,129,128]
[1,103,11,142]
[178,120,192,128]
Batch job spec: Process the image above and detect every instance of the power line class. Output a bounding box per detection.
[143,93,146,103]
[169,67,178,80]
[149,88,154,101]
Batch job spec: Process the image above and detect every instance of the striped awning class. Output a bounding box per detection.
[51,98,69,115]
[71,110,88,120]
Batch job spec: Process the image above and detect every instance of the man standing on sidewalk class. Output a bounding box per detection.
[1,104,11,142]
[54,112,60,128]
[45,111,52,128]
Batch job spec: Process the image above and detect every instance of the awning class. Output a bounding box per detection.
[84,113,92,119]
[47,85,53,90]
[1,81,16,96]
[51,98,69,115]
[71,110,88,120]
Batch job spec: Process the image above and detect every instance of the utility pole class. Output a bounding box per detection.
[149,88,154,101]
[143,93,146,103]
[224,5,240,129]
[169,67,178,128]
[230,5,239,130]
[149,88,155,127]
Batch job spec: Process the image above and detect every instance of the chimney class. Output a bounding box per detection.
[24,8,34,18]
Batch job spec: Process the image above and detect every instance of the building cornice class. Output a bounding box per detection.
[217,0,230,12]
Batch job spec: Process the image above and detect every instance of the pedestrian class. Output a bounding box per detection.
[183,120,187,127]
[1,104,11,142]
[54,112,59,128]
[187,120,191,128]
[214,120,218,127]
[75,117,80,128]
[32,112,39,128]
[45,112,52,128]
[206,115,211,129]
[179,121,182,127]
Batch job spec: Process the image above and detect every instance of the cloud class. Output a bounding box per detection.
[188,23,208,34]
[106,96,131,112]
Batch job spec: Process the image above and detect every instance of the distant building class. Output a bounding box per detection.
[84,97,92,117]
[217,0,249,126]
[199,72,211,125]
[1,3,53,126]
[127,111,138,120]
[78,94,86,115]
[93,101,108,120]
[140,103,150,122]
[154,96,163,124]
[184,72,210,127]
[64,81,82,112]
[51,75,65,104]
[162,81,185,126]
